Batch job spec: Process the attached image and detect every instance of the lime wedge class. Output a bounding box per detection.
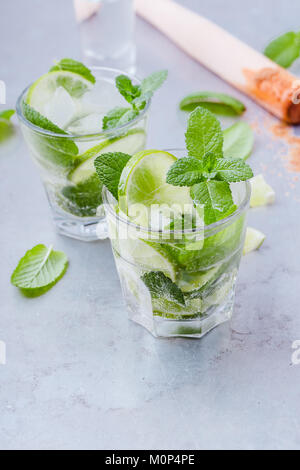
[178,267,219,293]
[26,70,94,116]
[69,129,146,185]
[119,237,177,281]
[243,227,266,255]
[118,150,192,226]
[250,174,275,208]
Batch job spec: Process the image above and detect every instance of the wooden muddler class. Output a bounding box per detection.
[135,0,300,124]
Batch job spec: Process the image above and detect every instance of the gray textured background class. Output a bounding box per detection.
[1,0,300,450]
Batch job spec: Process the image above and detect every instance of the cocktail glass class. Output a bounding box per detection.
[103,149,251,338]
[16,67,149,241]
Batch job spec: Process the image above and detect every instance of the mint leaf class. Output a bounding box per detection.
[11,244,68,297]
[180,91,245,116]
[94,152,132,199]
[185,107,223,160]
[141,70,168,95]
[22,103,79,168]
[61,174,103,217]
[50,58,96,84]
[264,32,300,68]
[116,75,141,104]
[166,157,204,186]
[141,271,185,306]
[23,102,68,135]
[102,107,139,130]
[133,70,168,110]
[0,109,15,143]
[223,122,254,160]
[191,181,234,225]
[103,70,168,130]
[0,109,15,120]
[214,158,253,182]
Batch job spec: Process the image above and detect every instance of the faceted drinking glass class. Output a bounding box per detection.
[103,149,251,338]
[16,67,149,241]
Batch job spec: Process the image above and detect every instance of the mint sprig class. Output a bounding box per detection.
[167,107,253,225]
[103,70,168,130]
[264,32,300,68]
[50,58,96,84]
[94,152,132,200]
[11,244,68,297]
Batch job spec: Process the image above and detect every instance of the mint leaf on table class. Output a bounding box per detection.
[264,32,300,68]
[0,109,15,120]
[22,103,79,168]
[190,181,234,225]
[0,109,15,142]
[141,271,185,306]
[11,244,68,297]
[185,107,223,160]
[102,107,139,130]
[214,158,253,182]
[180,91,246,116]
[50,58,96,84]
[103,70,168,130]
[223,122,254,160]
[94,152,132,200]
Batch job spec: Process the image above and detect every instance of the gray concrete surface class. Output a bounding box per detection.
[1,0,300,450]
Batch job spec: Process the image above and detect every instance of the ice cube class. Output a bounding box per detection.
[44,86,76,129]
[67,112,104,135]
[77,78,124,116]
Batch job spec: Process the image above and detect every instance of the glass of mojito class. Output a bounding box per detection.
[99,107,252,338]
[16,59,167,241]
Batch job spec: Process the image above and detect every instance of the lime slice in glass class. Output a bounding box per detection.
[69,129,146,185]
[118,150,192,226]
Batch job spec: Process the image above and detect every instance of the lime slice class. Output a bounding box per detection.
[69,129,146,185]
[120,237,177,282]
[178,267,219,293]
[152,298,201,318]
[26,70,93,115]
[118,150,192,226]
[243,227,266,255]
[250,174,275,208]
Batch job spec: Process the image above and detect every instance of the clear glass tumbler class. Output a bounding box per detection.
[74,0,136,73]
[16,67,149,242]
[103,150,251,338]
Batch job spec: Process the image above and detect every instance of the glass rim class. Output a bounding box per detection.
[103,149,251,236]
[15,65,151,140]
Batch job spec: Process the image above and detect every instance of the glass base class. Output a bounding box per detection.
[128,292,234,339]
[54,214,108,242]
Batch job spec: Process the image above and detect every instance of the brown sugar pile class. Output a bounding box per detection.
[269,122,300,172]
